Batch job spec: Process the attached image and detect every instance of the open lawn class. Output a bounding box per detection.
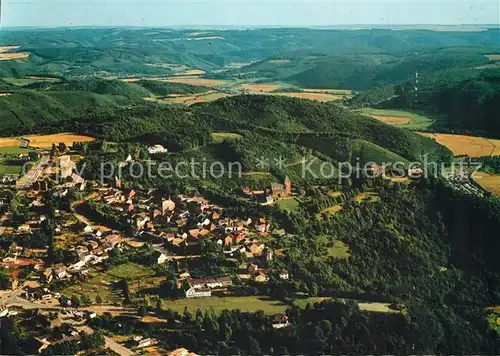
[418,133,500,157]
[277,198,300,212]
[360,108,434,130]
[211,132,242,144]
[473,172,500,195]
[0,161,22,178]
[158,296,288,315]
[0,146,31,155]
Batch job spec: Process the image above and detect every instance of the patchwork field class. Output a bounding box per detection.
[0,133,94,149]
[418,133,500,157]
[240,83,282,92]
[0,46,20,52]
[22,133,95,148]
[160,76,229,86]
[175,69,206,76]
[360,108,433,129]
[163,91,232,105]
[473,172,500,195]
[157,296,288,314]
[303,88,352,94]
[274,92,345,102]
[0,52,29,61]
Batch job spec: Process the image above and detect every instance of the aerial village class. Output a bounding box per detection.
[0,139,294,354]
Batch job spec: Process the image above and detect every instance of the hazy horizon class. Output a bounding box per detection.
[2,0,499,28]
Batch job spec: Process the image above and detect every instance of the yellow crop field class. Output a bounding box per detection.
[175,69,207,76]
[303,88,353,94]
[0,133,96,148]
[486,54,500,60]
[369,115,412,125]
[473,172,500,195]
[418,133,500,157]
[274,92,345,102]
[164,91,231,105]
[160,76,229,86]
[240,83,282,92]
[0,46,20,53]
[0,52,29,61]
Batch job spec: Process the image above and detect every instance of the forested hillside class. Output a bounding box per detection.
[349,67,500,136]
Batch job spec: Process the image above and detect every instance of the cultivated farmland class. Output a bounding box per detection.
[0,133,96,149]
[274,92,345,102]
[240,83,283,92]
[160,76,229,86]
[418,133,500,157]
[473,172,500,195]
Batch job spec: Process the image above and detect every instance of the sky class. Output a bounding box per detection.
[2,0,499,28]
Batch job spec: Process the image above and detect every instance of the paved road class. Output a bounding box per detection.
[76,325,135,356]
[16,154,50,189]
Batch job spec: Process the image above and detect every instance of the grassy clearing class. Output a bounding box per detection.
[0,146,31,155]
[211,132,243,144]
[327,241,351,259]
[320,204,343,214]
[0,162,22,178]
[326,191,342,198]
[158,296,288,315]
[360,108,434,130]
[355,192,380,203]
[294,298,401,314]
[277,198,300,212]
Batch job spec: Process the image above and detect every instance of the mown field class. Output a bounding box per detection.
[0,133,96,149]
[157,296,288,315]
[360,108,434,130]
[418,132,500,157]
[473,172,500,195]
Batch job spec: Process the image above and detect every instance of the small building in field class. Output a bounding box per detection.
[20,138,30,148]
